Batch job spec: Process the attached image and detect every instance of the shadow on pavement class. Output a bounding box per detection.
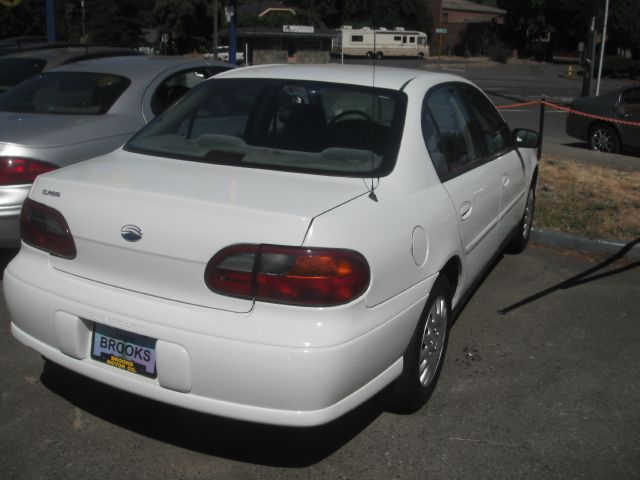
[497,238,640,314]
[40,360,385,467]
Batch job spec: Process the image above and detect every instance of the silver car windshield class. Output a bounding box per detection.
[0,72,130,115]
[125,78,406,177]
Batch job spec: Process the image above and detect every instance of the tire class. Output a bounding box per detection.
[376,51,384,59]
[505,182,535,254]
[589,123,620,154]
[418,52,425,59]
[366,51,374,59]
[392,276,452,412]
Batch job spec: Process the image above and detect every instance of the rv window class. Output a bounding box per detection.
[394,36,401,41]
[410,37,416,43]
[403,36,407,43]
[351,35,364,42]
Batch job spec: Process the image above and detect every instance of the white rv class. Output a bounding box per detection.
[332,26,429,59]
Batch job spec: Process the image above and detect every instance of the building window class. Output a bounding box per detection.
[351,35,363,42]
[443,12,449,23]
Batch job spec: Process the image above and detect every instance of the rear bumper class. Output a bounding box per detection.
[5,246,433,426]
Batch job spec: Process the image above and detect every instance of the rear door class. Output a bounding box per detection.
[459,84,525,242]
[422,84,501,284]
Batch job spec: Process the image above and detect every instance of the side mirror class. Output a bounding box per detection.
[513,128,539,149]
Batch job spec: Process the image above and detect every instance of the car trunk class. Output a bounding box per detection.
[38,150,369,313]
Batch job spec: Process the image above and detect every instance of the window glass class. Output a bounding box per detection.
[0,58,46,93]
[151,67,228,116]
[410,37,416,43]
[423,86,478,173]
[351,35,364,42]
[126,79,407,177]
[394,36,401,41]
[622,88,640,105]
[460,84,512,157]
[0,71,130,115]
[421,108,449,178]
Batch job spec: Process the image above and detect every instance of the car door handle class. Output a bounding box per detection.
[501,174,510,188]
[460,201,472,221]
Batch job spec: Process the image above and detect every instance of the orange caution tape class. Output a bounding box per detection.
[495,100,540,110]
[496,99,640,128]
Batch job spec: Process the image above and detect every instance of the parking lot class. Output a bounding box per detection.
[1,244,638,479]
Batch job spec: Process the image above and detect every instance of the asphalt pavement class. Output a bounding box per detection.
[1,245,638,479]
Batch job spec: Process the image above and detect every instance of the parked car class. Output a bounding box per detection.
[4,65,539,427]
[0,55,233,246]
[0,46,144,95]
[566,84,640,154]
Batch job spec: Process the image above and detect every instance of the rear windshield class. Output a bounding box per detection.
[0,72,130,115]
[125,78,406,177]
[0,58,46,93]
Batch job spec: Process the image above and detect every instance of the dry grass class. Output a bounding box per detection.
[535,156,640,241]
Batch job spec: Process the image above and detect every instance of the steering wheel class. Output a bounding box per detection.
[328,109,373,128]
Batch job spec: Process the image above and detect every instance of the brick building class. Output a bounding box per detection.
[427,0,506,55]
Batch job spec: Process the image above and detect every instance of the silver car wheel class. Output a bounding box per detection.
[591,126,618,153]
[418,296,448,387]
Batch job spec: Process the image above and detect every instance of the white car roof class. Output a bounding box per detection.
[216,64,466,91]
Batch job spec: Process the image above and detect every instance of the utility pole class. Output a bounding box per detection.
[213,0,218,58]
[228,0,237,64]
[81,0,86,42]
[46,0,56,43]
[595,0,610,96]
[581,16,596,96]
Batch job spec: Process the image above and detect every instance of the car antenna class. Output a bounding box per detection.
[368,29,378,203]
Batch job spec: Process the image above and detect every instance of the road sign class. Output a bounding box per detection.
[435,28,448,34]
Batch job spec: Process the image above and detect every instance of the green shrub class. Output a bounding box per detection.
[487,43,511,63]
[599,56,640,79]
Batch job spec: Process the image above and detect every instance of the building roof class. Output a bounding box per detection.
[221,26,335,39]
[443,0,506,15]
[238,1,296,18]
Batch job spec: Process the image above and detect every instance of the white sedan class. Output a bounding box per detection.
[4,64,539,427]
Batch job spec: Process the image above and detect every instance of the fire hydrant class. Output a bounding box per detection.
[567,65,573,78]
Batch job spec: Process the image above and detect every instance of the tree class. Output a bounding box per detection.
[609,0,640,56]
[0,0,46,39]
[80,0,148,46]
[154,0,211,54]
[497,0,594,58]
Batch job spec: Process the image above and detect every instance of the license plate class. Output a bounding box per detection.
[91,324,157,378]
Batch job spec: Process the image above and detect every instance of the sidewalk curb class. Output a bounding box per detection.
[531,228,640,260]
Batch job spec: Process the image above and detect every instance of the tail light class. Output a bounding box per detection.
[205,244,370,306]
[0,157,57,186]
[20,198,76,259]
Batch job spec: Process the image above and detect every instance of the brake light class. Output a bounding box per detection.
[205,245,370,306]
[0,157,57,186]
[20,198,76,259]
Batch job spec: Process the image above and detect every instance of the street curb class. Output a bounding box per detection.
[531,227,640,260]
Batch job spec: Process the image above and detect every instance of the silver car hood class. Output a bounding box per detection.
[0,112,142,148]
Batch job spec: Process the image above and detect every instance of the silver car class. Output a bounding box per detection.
[0,46,144,95]
[0,55,233,247]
